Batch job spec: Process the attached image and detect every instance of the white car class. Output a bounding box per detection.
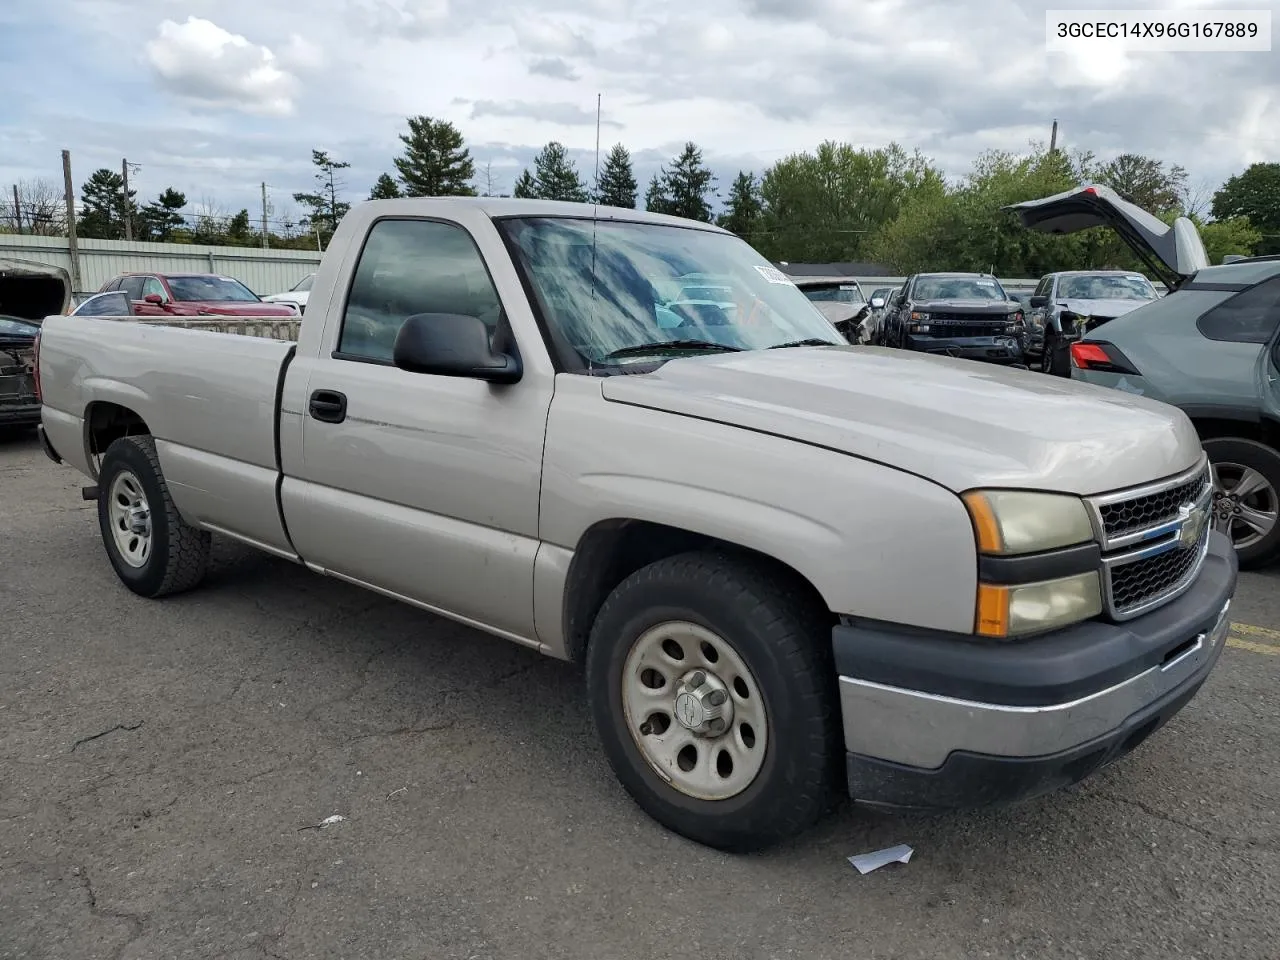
[263,273,314,314]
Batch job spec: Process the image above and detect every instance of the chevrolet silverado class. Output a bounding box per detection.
[35,198,1237,851]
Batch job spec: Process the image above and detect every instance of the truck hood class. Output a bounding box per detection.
[1057,297,1150,319]
[917,299,1016,314]
[600,346,1200,494]
[1004,184,1207,290]
[184,300,298,316]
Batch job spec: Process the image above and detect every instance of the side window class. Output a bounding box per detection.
[338,219,503,362]
[142,277,166,300]
[1197,277,1280,344]
[102,278,121,292]
[120,276,146,301]
[1033,276,1052,299]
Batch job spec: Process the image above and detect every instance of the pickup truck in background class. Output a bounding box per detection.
[35,198,1237,852]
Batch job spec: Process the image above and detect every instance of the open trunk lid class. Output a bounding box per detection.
[1003,184,1208,290]
[0,257,72,323]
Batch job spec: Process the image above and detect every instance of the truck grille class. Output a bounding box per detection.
[1086,458,1214,620]
[918,317,1010,338]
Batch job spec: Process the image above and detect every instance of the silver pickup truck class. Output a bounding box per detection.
[35,198,1238,851]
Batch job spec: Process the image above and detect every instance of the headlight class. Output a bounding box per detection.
[909,323,930,333]
[962,490,1094,555]
[910,311,930,321]
[975,572,1103,638]
[963,490,1101,638]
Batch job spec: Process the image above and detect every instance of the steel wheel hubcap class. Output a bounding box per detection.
[1211,460,1279,550]
[621,621,768,801]
[108,470,152,568]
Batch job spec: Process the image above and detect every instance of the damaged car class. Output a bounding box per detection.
[1026,270,1160,375]
[1,258,70,433]
[881,272,1028,364]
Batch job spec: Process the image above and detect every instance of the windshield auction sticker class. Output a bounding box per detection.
[754,265,795,285]
[1046,10,1271,50]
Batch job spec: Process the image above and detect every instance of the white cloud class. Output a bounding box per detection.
[144,16,301,116]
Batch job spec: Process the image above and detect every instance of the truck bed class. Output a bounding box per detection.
[38,313,298,558]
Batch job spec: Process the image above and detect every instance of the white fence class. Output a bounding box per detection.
[0,234,321,298]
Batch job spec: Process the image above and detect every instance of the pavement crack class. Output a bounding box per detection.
[1095,790,1273,848]
[70,721,144,753]
[76,867,146,960]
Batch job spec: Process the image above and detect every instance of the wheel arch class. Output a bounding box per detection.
[83,401,152,477]
[560,518,833,665]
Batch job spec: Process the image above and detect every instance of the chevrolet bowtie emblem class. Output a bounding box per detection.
[1177,502,1208,549]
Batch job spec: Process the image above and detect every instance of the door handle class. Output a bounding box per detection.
[308,389,347,423]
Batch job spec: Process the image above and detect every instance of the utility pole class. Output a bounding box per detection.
[11,184,21,234]
[1049,119,1058,155]
[121,158,133,240]
[261,181,269,249]
[61,150,83,293]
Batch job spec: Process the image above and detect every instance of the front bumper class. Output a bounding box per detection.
[835,530,1237,809]
[902,334,1026,365]
[0,400,40,427]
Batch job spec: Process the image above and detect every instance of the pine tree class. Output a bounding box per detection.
[369,173,402,199]
[137,187,186,241]
[663,142,716,222]
[292,149,351,237]
[644,173,674,215]
[394,116,476,197]
[512,170,537,199]
[532,142,589,202]
[78,168,133,240]
[717,171,762,240]
[594,143,637,208]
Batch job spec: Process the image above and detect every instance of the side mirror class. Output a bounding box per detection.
[392,313,521,384]
[870,296,885,309]
[144,293,164,305]
[1029,295,1047,308]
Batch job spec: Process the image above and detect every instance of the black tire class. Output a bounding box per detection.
[97,435,211,597]
[585,550,842,852]
[1041,330,1067,376]
[1202,437,1280,569]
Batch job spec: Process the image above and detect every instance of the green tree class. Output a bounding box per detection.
[757,142,946,261]
[531,141,588,201]
[226,209,253,245]
[644,173,674,214]
[717,171,762,241]
[394,116,476,197]
[137,187,187,242]
[1199,215,1263,264]
[660,142,716,222]
[78,168,133,240]
[1096,153,1188,214]
[292,149,351,239]
[369,173,402,200]
[1212,163,1280,256]
[512,169,537,199]
[594,143,637,207]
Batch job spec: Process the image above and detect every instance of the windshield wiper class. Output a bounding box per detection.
[602,339,743,360]
[769,338,841,349]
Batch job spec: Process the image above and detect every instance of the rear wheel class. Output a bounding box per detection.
[1042,330,1069,376]
[585,551,842,852]
[97,435,211,597]
[1204,437,1280,568]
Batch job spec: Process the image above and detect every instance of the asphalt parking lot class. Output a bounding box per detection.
[2,430,1278,960]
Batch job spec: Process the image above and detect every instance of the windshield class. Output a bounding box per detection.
[167,276,260,302]
[0,316,39,337]
[293,274,315,292]
[802,284,865,305]
[913,277,1007,301]
[498,217,842,369]
[1058,274,1156,301]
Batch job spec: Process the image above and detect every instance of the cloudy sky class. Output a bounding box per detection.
[0,0,1275,226]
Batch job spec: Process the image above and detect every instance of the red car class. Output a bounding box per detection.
[98,273,299,317]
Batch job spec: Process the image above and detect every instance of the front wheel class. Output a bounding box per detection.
[1204,437,1280,568]
[585,551,842,852]
[97,435,211,597]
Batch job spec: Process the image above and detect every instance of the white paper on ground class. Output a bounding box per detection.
[848,844,913,874]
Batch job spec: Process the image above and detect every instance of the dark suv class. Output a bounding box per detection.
[882,272,1027,365]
